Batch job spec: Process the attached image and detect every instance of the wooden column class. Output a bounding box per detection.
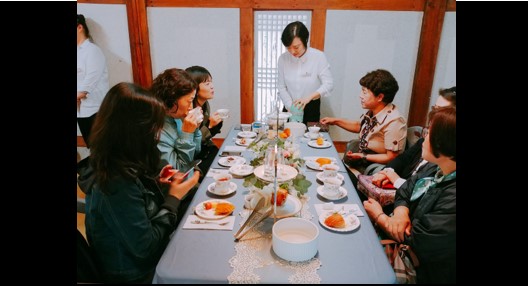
[310,9,327,51]
[240,8,254,124]
[408,0,447,127]
[126,0,153,89]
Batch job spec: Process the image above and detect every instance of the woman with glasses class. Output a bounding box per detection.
[77,14,109,148]
[371,86,456,190]
[321,69,407,184]
[364,106,456,283]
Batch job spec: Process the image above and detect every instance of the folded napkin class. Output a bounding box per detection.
[314,203,364,217]
[182,215,235,230]
[207,168,230,178]
[224,146,246,152]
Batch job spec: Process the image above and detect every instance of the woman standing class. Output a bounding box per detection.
[277,21,334,124]
[78,82,200,283]
[77,14,109,147]
[185,66,223,178]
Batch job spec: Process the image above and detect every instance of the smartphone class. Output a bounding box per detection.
[174,159,202,180]
[220,151,242,157]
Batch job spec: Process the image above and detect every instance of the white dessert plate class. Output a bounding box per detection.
[307,140,332,149]
[319,211,360,232]
[229,164,254,177]
[218,156,246,167]
[194,199,235,220]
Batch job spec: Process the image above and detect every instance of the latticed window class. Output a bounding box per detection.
[254,11,311,121]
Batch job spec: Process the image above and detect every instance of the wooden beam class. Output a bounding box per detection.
[310,9,327,51]
[408,0,447,127]
[446,0,456,11]
[147,0,425,10]
[126,0,153,89]
[240,8,255,124]
[78,0,125,4]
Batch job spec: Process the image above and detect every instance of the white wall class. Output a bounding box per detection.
[77,3,133,136]
[148,7,241,139]
[431,12,456,106]
[324,10,423,141]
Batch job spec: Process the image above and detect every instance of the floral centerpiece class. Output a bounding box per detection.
[243,133,311,198]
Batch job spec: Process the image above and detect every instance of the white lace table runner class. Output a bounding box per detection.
[227,196,321,284]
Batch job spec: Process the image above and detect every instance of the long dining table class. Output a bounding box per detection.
[153,126,396,283]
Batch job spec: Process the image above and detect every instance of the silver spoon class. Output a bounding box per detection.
[191,220,230,226]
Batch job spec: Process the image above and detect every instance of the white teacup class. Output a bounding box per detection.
[189,107,204,124]
[241,123,252,132]
[308,126,320,133]
[323,177,342,198]
[217,109,230,119]
[322,164,340,178]
[213,173,232,193]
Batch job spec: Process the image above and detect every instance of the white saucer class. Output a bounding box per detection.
[235,138,254,147]
[307,140,332,149]
[207,182,237,196]
[316,185,347,201]
[316,172,345,183]
[218,156,246,167]
[237,131,257,138]
[229,164,254,176]
[319,211,360,232]
[304,132,320,139]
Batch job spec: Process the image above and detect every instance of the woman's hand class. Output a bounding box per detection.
[181,112,199,133]
[168,171,200,200]
[378,169,401,184]
[294,97,312,110]
[346,151,363,161]
[208,112,222,128]
[386,206,411,242]
[159,164,178,184]
[372,172,389,187]
[363,198,383,221]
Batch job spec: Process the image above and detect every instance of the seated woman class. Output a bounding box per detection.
[150,68,202,174]
[372,86,456,189]
[185,66,223,179]
[320,69,407,184]
[78,82,200,283]
[364,106,456,283]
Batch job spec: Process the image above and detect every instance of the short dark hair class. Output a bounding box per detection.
[150,68,197,110]
[90,82,166,189]
[186,65,211,92]
[359,69,399,103]
[439,86,456,107]
[429,106,456,162]
[281,21,309,48]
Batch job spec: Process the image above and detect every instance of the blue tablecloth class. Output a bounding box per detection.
[153,126,396,283]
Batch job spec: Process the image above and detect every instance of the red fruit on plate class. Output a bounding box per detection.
[203,202,213,210]
[271,188,289,207]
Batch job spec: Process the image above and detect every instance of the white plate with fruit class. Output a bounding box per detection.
[319,211,360,232]
[195,199,235,220]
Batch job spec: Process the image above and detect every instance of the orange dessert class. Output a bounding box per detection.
[316,137,324,146]
[315,157,332,166]
[324,213,346,228]
[214,202,235,215]
[271,188,289,207]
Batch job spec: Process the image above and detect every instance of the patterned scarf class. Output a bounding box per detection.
[358,112,378,153]
[410,167,456,201]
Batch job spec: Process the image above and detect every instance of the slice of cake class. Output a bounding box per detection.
[324,213,346,228]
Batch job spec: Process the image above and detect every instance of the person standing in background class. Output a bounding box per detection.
[185,66,223,180]
[77,14,109,148]
[277,21,334,125]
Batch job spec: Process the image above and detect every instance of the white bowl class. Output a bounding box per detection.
[308,126,320,133]
[272,217,319,262]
